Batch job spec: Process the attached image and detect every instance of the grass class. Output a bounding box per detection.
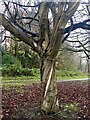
[1,70,88,87]
[57,75,88,80]
[56,70,88,80]
[1,76,40,87]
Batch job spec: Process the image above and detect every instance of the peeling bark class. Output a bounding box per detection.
[40,58,59,114]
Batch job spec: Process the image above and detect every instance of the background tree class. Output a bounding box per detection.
[0,0,90,114]
[56,44,79,71]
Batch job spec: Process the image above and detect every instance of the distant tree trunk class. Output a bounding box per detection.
[40,58,59,113]
[5,40,7,52]
[15,41,18,57]
[10,39,13,54]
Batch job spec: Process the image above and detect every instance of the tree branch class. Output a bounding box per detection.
[62,18,74,43]
[11,2,40,8]
[14,21,39,37]
[64,19,90,34]
[67,47,90,59]
[17,17,39,22]
[3,1,38,37]
[0,13,40,54]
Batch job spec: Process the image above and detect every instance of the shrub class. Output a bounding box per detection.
[2,53,21,66]
[20,68,37,76]
[2,65,39,76]
[56,70,83,78]
[2,53,22,76]
[2,53,40,76]
[2,64,22,76]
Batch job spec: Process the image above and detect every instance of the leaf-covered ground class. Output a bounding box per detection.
[2,81,90,120]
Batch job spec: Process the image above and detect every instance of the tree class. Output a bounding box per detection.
[0,0,90,114]
[56,44,79,71]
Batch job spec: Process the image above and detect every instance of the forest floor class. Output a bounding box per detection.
[2,80,90,120]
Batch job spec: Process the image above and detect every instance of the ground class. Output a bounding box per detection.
[2,80,89,120]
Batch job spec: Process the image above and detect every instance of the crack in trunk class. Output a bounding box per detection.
[40,58,59,114]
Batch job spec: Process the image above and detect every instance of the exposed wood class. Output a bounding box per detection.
[41,59,59,113]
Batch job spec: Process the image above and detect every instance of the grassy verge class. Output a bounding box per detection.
[56,70,88,80]
[1,69,88,87]
[1,76,40,87]
[57,74,88,80]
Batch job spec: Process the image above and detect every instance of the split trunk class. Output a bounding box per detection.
[40,58,60,114]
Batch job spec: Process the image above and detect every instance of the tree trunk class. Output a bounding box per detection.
[40,58,59,114]
[15,39,18,57]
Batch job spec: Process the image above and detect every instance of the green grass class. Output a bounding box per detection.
[56,70,88,80]
[1,76,40,87]
[59,103,79,119]
[57,75,88,80]
[1,70,88,87]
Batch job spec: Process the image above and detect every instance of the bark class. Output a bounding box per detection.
[15,40,18,57]
[10,39,13,54]
[40,58,59,114]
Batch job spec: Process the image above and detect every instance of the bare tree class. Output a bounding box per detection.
[0,0,90,114]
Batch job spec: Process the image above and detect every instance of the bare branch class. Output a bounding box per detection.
[17,17,39,22]
[14,21,39,37]
[0,13,40,54]
[64,19,90,34]
[11,2,41,8]
[62,18,74,43]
